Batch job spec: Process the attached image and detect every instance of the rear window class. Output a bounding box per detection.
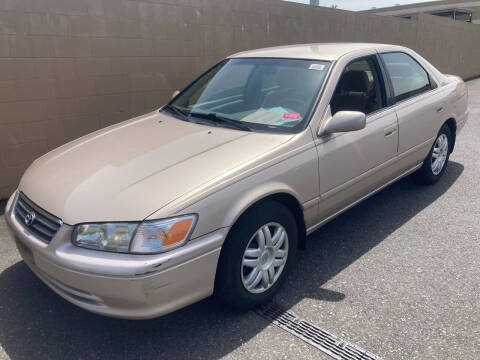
[381,52,432,102]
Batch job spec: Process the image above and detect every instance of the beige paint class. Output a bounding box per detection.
[4,43,468,318]
[18,111,292,225]
[0,1,480,198]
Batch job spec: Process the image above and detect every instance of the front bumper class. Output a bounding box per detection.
[4,192,227,319]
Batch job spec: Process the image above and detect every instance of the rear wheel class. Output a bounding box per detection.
[415,124,451,184]
[215,201,298,309]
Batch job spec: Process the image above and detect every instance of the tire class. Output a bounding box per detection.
[415,124,452,185]
[215,201,298,309]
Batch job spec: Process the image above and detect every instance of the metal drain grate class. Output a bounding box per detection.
[255,303,382,360]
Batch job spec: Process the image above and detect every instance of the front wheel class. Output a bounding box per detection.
[415,124,451,185]
[215,201,298,309]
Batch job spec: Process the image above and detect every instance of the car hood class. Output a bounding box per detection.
[19,111,293,225]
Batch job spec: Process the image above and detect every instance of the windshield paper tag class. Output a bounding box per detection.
[309,64,325,71]
[283,112,300,120]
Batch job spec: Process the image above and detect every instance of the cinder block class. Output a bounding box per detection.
[75,57,110,77]
[106,18,140,38]
[12,58,35,80]
[0,80,17,102]
[89,16,108,37]
[31,36,55,57]
[0,166,24,191]
[0,141,48,168]
[130,72,170,92]
[0,11,29,35]
[69,15,91,37]
[0,123,23,145]
[32,0,87,16]
[0,35,9,57]
[53,36,92,57]
[28,13,71,36]
[16,78,57,101]
[8,35,33,57]
[0,185,16,199]
[103,0,127,19]
[94,75,131,95]
[0,0,32,12]
[86,0,104,17]
[0,59,17,80]
[22,120,53,143]
[91,37,115,57]
[56,77,96,98]
[63,114,100,141]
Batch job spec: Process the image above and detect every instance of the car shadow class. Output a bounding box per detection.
[279,161,464,308]
[0,162,463,360]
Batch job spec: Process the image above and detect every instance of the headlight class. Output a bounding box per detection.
[72,214,197,254]
[130,215,197,254]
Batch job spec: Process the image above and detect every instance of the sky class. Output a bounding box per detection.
[285,0,438,11]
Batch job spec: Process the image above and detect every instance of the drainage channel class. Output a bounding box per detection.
[255,303,383,360]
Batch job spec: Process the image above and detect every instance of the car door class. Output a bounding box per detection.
[314,55,399,222]
[379,51,446,173]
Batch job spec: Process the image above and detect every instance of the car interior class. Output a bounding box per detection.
[207,66,321,117]
[177,61,328,128]
[330,57,384,115]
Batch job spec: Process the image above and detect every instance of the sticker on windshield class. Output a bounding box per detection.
[309,64,325,71]
[283,112,300,120]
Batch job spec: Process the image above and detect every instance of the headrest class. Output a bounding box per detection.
[337,70,369,93]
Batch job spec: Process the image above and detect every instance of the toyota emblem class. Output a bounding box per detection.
[24,211,36,227]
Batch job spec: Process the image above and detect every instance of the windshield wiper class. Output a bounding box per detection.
[189,112,252,132]
[162,104,189,120]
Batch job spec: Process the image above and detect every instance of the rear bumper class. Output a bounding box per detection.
[4,191,227,319]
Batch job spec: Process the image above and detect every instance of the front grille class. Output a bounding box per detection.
[14,192,62,243]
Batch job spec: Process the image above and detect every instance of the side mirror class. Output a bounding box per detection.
[320,111,366,136]
[171,90,180,99]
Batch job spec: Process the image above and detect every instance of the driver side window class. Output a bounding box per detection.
[331,56,385,115]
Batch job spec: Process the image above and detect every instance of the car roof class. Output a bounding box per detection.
[228,43,405,61]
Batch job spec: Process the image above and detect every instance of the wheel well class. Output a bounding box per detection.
[236,193,307,250]
[445,118,456,153]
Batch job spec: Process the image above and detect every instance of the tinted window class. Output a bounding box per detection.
[331,56,384,115]
[381,52,432,102]
[167,58,330,133]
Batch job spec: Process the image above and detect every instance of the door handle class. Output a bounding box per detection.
[384,125,396,137]
[436,107,444,113]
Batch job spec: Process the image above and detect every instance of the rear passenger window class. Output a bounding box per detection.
[381,52,432,102]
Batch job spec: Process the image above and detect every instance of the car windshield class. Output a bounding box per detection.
[164,58,331,133]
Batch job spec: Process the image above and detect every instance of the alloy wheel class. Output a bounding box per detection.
[431,133,449,175]
[241,222,289,294]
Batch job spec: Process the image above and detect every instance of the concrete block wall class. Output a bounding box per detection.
[1,0,479,198]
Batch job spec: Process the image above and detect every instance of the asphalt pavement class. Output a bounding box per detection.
[1,79,479,360]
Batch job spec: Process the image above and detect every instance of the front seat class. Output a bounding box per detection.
[262,68,315,115]
[331,70,370,114]
[262,69,299,108]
